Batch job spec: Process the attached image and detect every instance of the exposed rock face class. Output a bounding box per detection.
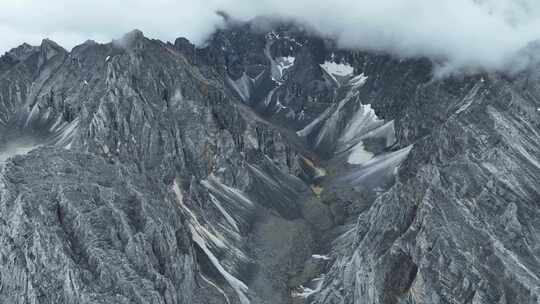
[0,20,539,304]
[0,148,196,304]
[314,59,540,304]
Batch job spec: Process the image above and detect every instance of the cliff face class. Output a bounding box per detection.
[315,58,540,304]
[0,22,539,304]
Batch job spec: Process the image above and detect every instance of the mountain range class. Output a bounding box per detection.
[0,19,540,304]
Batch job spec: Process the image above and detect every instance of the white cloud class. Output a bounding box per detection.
[0,0,227,52]
[1,0,540,74]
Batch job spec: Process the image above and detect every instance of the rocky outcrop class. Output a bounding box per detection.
[314,57,540,304]
[0,148,196,304]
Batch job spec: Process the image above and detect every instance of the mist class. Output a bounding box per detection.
[1,0,540,75]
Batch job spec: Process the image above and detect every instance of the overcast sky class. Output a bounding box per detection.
[1,0,540,74]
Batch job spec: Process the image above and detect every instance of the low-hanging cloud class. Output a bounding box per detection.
[1,0,540,75]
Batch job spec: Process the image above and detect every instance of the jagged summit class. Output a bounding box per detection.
[124,28,145,39]
[110,28,149,50]
[38,38,66,60]
[40,38,63,48]
[0,43,38,67]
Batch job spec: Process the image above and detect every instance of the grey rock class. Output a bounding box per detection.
[0,148,196,304]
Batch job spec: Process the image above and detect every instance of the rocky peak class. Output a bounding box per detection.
[173,37,196,62]
[125,28,145,40]
[4,43,39,61]
[39,38,66,60]
[0,43,39,74]
[112,29,148,51]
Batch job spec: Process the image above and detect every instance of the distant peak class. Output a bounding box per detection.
[10,43,36,53]
[113,29,147,50]
[41,38,63,49]
[3,43,39,62]
[81,39,97,45]
[40,38,66,53]
[174,37,194,49]
[124,29,145,40]
[39,39,66,60]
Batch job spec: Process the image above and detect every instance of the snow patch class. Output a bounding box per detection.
[313,95,354,147]
[209,194,240,232]
[199,273,231,304]
[172,179,251,304]
[191,229,250,304]
[275,99,287,112]
[342,145,413,184]
[347,142,374,165]
[263,87,278,106]
[296,107,333,137]
[52,117,80,148]
[320,61,354,77]
[340,103,384,145]
[362,121,396,148]
[172,89,183,102]
[276,56,295,76]
[201,175,254,207]
[227,73,254,103]
[297,109,306,120]
[312,254,331,261]
[292,275,325,299]
[349,73,369,87]
[456,82,482,114]
[0,143,38,163]
[173,180,239,251]
[24,102,41,128]
[265,40,295,81]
